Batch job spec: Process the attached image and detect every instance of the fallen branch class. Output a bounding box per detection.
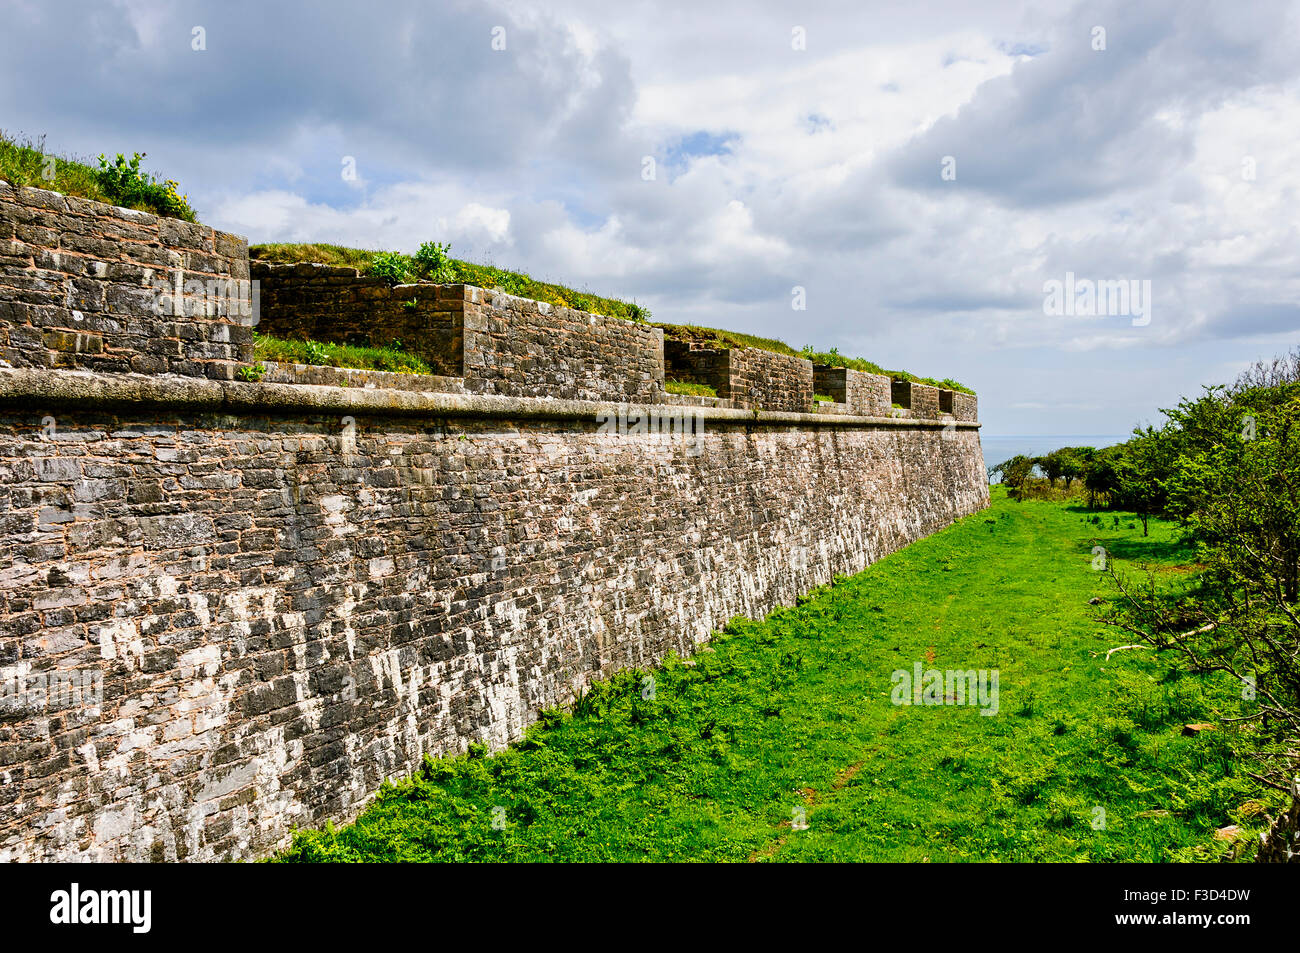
[1105,644,1149,660]
[1246,771,1292,793]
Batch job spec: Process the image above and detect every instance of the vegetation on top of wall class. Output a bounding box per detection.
[252,332,432,375]
[800,345,975,395]
[665,379,718,398]
[656,322,801,357]
[654,322,973,394]
[249,242,653,323]
[250,244,971,394]
[0,132,197,222]
[0,135,973,395]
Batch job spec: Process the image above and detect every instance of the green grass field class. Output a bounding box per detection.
[279,487,1274,862]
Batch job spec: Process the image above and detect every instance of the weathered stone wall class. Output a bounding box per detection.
[726,348,813,412]
[461,288,664,403]
[853,370,894,416]
[251,262,465,377]
[0,181,252,378]
[664,340,730,396]
[910,382,940,419]
[812,364,845,402]
[0,188,988,863]
[254,266,665,404]
[814,366,892,417]
[665,344,814,412]
[0,371,987,862]
[953,391,978,422]
[251,267,961,420]
[256,360,467,395]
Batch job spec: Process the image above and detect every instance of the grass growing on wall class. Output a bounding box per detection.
[277,487,1266,862]
[658,321,973,395]
[665,379,718,398]
[0,132,197,221]
[248,245,972,395]
[657,322,802,357]
[804,346,974,395]
[252,332,432,375]
[249,242,653,324]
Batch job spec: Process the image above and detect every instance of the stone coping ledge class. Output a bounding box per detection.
[0,367,980,429]
[257,360,468,394]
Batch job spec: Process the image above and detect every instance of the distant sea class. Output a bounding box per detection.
[981,435,1129,483]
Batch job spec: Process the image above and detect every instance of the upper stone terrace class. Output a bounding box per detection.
[250,261,978,421]
[0,181,975,422]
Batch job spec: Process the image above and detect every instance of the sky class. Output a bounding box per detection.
[3,0,1298,435]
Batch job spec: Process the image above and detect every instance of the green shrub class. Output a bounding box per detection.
[95,152,196,222]
[236,363,266,382]
[366,252,411,285]
[0,134,197,221]
[414,241,456,282]
[303,341,331,366]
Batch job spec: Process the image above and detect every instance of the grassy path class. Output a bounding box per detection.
[281,489,1262,862]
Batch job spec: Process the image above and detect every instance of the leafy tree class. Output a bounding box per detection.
[1083,445,1125,508]
[1056,446,1093,489]
[990,455,1036,501]
[1039,451,1063,487]
[1103,374,1300,860]
[1109,428,1174,536]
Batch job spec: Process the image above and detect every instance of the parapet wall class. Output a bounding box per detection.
[663,341,812,411]
[0,186,988,862]
[814,366,892,417]
[910,381,941,419]
[251,262,463,377]
[254,262,978,419]
[254,263,665,404]
[727,347,812,412]
[952,391,978,422]
[462,287,664,403]
[0,181,252,378]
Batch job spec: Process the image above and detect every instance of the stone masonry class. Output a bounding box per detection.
[251,262,463,377]
[814,365,892,417]
[460,287,664,403]
[254,264,665,404]
[0,181,252,378]
[0,382,987,862]
[0,185,988,862]
[664,340,813,411]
